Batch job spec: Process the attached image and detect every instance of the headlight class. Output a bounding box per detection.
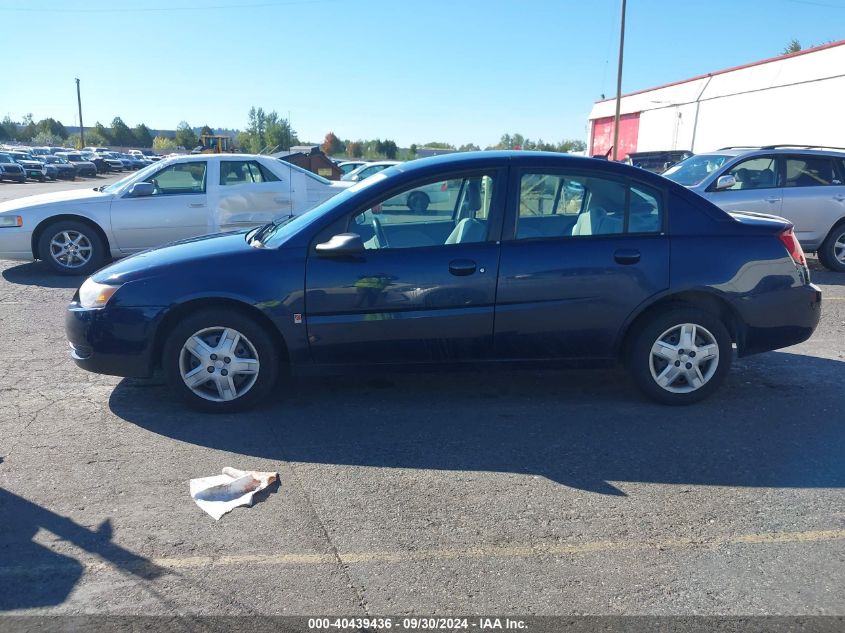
[78,279,123,309]
[0,215,23,228]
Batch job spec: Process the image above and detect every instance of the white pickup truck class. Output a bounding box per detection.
[0,153,351,274]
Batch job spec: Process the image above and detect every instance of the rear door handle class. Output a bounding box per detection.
[765,197,781,204]
[614,249,641,265]
[448,259,477,276]
[833,194,845,202]
[188,202,206,208]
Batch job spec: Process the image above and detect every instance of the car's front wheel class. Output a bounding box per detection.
[37,220,105,276]
[627,308,732,405]
[818,223,845,272]
[162,309,279,413]
[407,191,430,213]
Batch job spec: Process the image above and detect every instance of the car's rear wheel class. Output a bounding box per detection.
[162,309,279,413]
[627,308,732,405]
[407,191,430,213]
[37,220,105,276]
[818,223,845,272]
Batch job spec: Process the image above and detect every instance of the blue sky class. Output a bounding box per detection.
[1,0,842,147]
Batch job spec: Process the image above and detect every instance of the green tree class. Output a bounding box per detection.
[18,114,36,141]
[783,39,802,54]
[33,131,62,145]
[381,139,398,159]
[36,118,68,139]
[458,143,480,152]
[408,143,417,158]
[110,117,137,146]
[152,136,178,152]
[265,111,297,152]
[85,129,109,147]
[175,121,197,149]
[199,124,214,137]
[93,121,112,144]
[133,123,154,148]
[0,116,16,141]
[247,106,267,151]
[556,139,587,153]
[422,141,455,149]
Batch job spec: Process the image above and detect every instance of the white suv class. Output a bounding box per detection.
[664,145,845,271]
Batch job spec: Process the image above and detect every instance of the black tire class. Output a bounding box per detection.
[627,307,733,405]
[162,308,279,413]
[818,222,845,272]
[38,175,46,183]
[407,191,430,213]
[37,219,106,276]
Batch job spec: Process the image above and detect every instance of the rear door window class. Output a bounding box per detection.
[514,172,663,239]
[784,156,842,187]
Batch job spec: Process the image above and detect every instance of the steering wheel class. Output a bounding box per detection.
[372,217,389,248]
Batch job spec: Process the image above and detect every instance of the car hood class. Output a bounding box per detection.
[0,187,113,213]
[93,230,257,284]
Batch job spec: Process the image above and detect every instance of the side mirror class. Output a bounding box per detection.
[315,232,365,256]
[128,182,155,197]
[715,174,736,191]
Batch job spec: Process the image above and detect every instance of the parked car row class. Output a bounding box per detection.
[0,145,165,184]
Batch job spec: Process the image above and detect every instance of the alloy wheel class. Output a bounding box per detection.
[834,229,845,265]
[49,230,93,269]
[649,323,719,393]
[179,327,260,402]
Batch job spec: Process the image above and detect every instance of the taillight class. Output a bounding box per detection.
[779,227,806,266]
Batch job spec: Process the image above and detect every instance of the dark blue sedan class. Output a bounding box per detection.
[66,152,822,412]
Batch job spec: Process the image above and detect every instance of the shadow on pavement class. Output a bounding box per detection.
[0,488,167,611]
[109,351,845,497]
[1,262,83,289]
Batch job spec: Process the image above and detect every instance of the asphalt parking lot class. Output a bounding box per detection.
[0,179,843,617]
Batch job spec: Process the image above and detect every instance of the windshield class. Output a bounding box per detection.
[262,172,387,248]
[102,159,172,194]
[663,154,733,186]
[0,155,12,163]
[67,154,83,161]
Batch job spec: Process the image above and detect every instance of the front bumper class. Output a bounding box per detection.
[0,227,34,260]
[66,302,166,378]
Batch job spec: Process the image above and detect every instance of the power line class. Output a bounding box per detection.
[0,0,344,13]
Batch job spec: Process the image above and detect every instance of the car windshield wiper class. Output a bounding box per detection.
[249,216,296,246]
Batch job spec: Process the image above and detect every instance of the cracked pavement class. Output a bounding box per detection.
[0,177,843,616]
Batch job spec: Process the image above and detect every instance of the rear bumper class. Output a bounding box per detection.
[65,303,166,378]
[737,283,822,356]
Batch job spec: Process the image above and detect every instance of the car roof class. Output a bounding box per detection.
[700,147,845,159]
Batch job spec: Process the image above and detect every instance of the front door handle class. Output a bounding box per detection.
[188,202,206,208]
[614,249,641,265]
[449,259,477,276]
[833,194,845,202]
[765,197,781,204]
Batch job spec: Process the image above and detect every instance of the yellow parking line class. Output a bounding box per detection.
[825,297,845,301]
[1,528,843,576]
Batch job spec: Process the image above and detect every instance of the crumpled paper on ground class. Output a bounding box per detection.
[190,467,278,520]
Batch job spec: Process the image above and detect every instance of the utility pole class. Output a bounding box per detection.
[611,0,627,161]
[75,78,85,148]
